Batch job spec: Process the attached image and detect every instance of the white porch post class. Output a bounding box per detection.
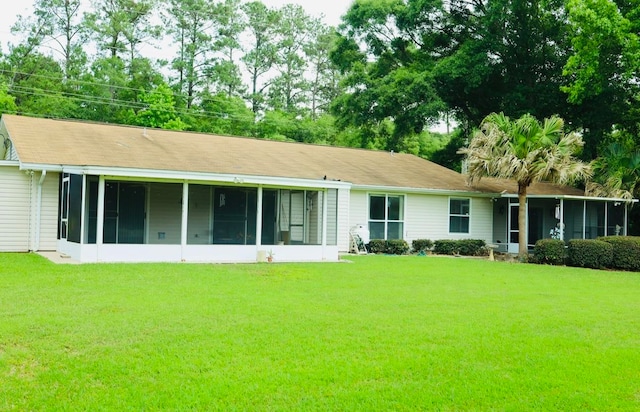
[604,201,609,236]
[181,181,189,261]
[582,200,587,239]
[96,176,105,261]
[256,186,263,248]
[624,203,629,236]
[80,175,86,245]
[322,189,328,260]
[559,198,564,240]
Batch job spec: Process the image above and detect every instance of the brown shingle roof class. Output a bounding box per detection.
[3,114,586,196]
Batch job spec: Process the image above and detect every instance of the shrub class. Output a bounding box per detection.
[532,239,566,265]
[432,239,488,256]
[457,239,487,256]
[433,239,458,255]
[598,236,640,271]
[412,239,433,253]
[367,239,386,254]
[567,239,613,269]
[386,239,410,255]
[366,239,410,255]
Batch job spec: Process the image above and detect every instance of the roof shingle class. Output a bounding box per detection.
[2,114,586,196]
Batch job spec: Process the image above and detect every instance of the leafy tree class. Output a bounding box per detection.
[191,91,255,136]
[210,0,246,99]
[241,1,279,114]
[268,4,312,114]
[0,83,18,114]
[460,113,592,258]
[135,82,185,129]
[305,23,342,119]
[12,0,88,81]
[563,0,640,158]
[3,47,77,118]
[165,0,216,109]
[331,0,445,151]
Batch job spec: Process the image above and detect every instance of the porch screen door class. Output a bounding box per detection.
[509,204,519,244]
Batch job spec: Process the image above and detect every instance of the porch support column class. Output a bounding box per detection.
[80,175,86,245]
[604,201,609,236]
[321,189,328,260]
[256,186,263,248]
[180,181,189,261]
[559,198,564,241]
[582,200,587,239]
[624,203,629,236]
[96,176,105,262]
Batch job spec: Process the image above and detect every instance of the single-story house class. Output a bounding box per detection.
[0,114,634,262]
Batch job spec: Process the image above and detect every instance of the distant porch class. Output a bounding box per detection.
[491,195,633,254]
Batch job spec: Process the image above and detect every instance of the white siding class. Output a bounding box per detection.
[147,183,183,244]
[0,164,31,251]
[405,194,493,243]
[404,193,450,242]
[38,172,60,251]
[338,188,351,251]
[348,190,368,231]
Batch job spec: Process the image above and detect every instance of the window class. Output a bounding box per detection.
[449,198,470,234]
[369,194,404,240]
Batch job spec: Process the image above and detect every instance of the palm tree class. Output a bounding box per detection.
[587,142,640,201]
[460,112,592,258]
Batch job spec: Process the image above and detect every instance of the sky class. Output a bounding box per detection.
[0,0,352,52]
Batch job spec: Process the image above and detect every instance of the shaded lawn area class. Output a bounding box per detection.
[1,253,639,411]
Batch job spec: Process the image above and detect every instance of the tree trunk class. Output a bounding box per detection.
[518,183,528,259]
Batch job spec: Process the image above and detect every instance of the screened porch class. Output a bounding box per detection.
[57,173,340,263]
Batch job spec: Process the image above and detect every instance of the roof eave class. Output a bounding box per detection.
[18,163,352,190]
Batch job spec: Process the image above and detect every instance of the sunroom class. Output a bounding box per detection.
[57,172,343,263]
[491,194,634,253]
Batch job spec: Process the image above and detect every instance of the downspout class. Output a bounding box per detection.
[34,170,47,251]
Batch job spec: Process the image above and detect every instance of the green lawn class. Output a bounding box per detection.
[1,253,639,411]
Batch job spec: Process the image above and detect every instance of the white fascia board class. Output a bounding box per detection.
[0,160,19,167]
[351,184,495,197]
[501,193,638,203]
[19,163,352,190]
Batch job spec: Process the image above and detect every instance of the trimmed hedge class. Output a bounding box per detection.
[367,239,410,255]
[367,239,387,254]
[532,239,566,265]
[598,236,640,271]
[433,239,487,256]
[567,239,613,269]
[412,239,434,253]
[433,239,458,255]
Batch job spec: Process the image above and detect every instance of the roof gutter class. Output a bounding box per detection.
[351,184,497,197]
[500,193,638,203]
[18,163,352,190]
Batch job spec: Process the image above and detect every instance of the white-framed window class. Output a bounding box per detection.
[369,194,404,240]
[449,198,470,234]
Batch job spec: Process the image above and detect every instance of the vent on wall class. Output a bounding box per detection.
[2,138,13,160]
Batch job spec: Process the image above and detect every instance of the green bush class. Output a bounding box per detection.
[532,239,566,265]
[432,239,487,256]
[598,236,640,271]
[412,239,434,253]
[433,239,458,255]
[457,239,487,256]
[366,239,410,255]
[567,239,613,269]
[367,239,387,254]
[386,239,410,255]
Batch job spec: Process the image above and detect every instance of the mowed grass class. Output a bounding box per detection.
[1,253,639,411]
